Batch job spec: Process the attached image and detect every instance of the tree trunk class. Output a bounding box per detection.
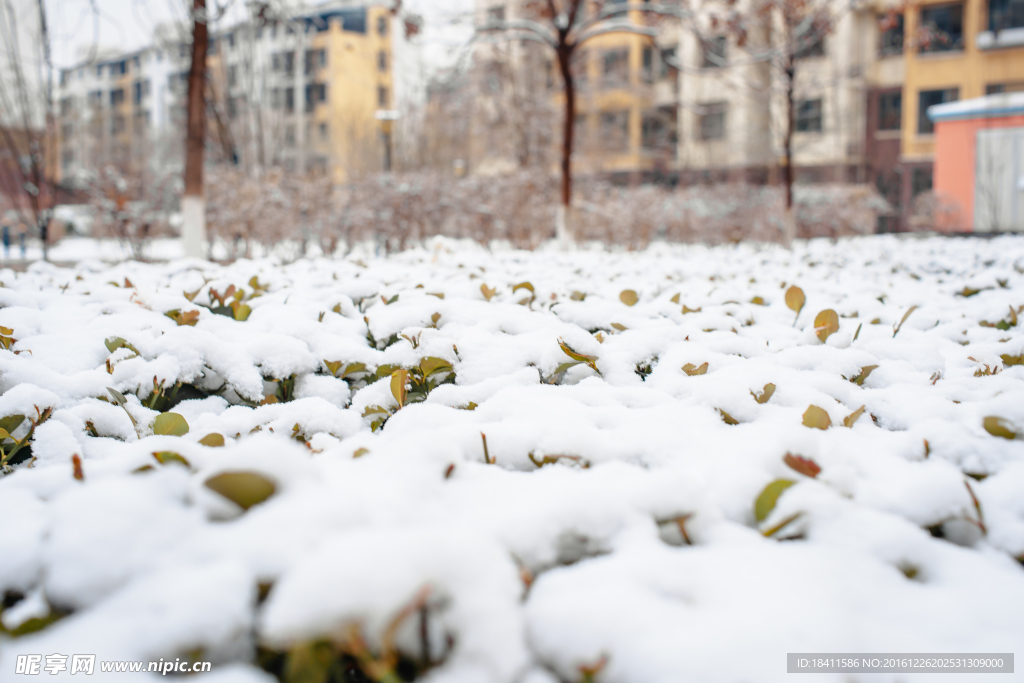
[556,43,575,247]
[183,0,208,259]
[782,57,797,247]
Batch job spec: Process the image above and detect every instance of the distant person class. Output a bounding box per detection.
[19,227,26,259]
[1,224,8,259]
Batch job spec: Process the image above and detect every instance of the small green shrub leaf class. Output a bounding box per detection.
[204,471,276,510]
[153,413,189,436]
[755,479,796,522]
[983,416,1019,440]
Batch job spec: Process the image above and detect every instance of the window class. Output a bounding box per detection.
[96,65,103,78]
[641,105,677,151]
[795,33,825,59]
[274,51,295,74]
[226,32,235,49]
[911,166,932,196]
[113,60,127,75]
[702,36,727,68]
[796,99,823,132]
[572,49,588,85]
[602,48,630,86]
[59,97,72,116]
[600,110,630,151]
[919,4,963,52]
[305,83,327,111]
[698,101,727,140]
[989,0,1024,30]
[110,88,125,106]
[134,110,150,127]
[285,86,295,113]
[305,49,326,74]
[378,86,389,108]
[918,88,957,133]
[878,13,904,55]
[878,92,901,130]
[378,50,388,71]
[659,46,677,79]
[271,88,281,109]
[642,46,654,82]
[378,15,388,35]
[318,122,329,141]
[486,5,505,23]
[987,81,1024,94]
[87,90,102,106]
[133,55,141,69]
[132,79,150,104]
[228,65,238,87]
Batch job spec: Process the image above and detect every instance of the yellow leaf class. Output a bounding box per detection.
[619,290,639,306]
[610,322,627,331]
[784,285,805,318]
[752,383,775,404]
[152,451,191,467]
[480,284,496,301]
[682,362,708,376]
[802,405,831,430]
[751,296,766,305]
[512,282,534,294]
[670,293,680,304]
[850,365,878,386]
[718,408,739,425]
[814,309,839,342]
[324,360,343,377]
[682,305,701,314]
[843,405,866,427]
[204,471,276,511]
[390,369,409,407]
[571,291,586,301]
[199,433,225,447]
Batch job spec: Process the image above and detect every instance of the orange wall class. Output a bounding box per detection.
[934,113,1024,230]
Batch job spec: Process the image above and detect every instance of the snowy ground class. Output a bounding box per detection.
[1,235,1023,683]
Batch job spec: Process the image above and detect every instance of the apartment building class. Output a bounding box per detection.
[471,1,680,179]
[899,0,1024,221]
[57,3,400,184]
[473,0,1024,231]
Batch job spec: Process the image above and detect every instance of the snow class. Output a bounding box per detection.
[1,234,1023,682]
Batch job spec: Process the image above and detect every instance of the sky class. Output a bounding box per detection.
[47,0,474,72]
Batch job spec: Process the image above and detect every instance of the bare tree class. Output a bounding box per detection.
[478,1,682,245]
[182,0,209,258]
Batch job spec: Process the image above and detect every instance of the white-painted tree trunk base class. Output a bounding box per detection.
[782,207,797,249]
[556,204,572,250]
[182,196,206,259]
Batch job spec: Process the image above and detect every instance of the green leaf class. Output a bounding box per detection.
[750,296,766,305]
[324,360,343,377]
[755,479,796,522]
[361,405,390,417]
[199,433,225,447]
[558,339,598,372]
[752,383,775,404]
[619,289,639,306]
[0,427,10,441]
[983,416,1019,440]
[1001,354,1024,367]
[814,309,839,342]
[231,302,252,321]
[802,405,832,430]
[104,337,138,355]
[152,451,191,468]
[204,471,276,511]
[106,387,128,406]
[850,365,878,386]
[0,414,25,434]
[153,412,189,436]
[843,405,866,427]
[419,357,453,377]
